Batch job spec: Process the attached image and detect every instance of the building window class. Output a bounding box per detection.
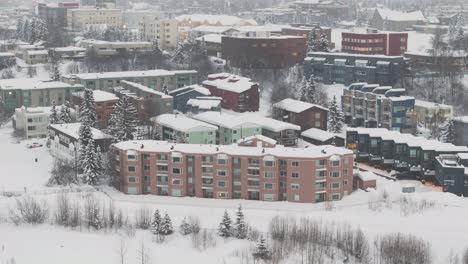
[264,172,275,178]
[218,192,229,198]
[343,169,348,176]
[188,177,193,184]
[280,171,287,177]
[217,170,227,176]
[143,154,150,160]
[316,170,326,177]
[171,189,182,197]
[331,160,340,166]
[343,180,348,186]
[329,193,340,200]
[172,168,181,174]
[331,171,340,178]
[233,191,242,199]
[315,121,321,127]
[292,172,300,179]
[233,180,241,186]
[233,157,241,164]
[291,183,300,190]
[144,165,150,171]
[330,183,340,189]
[172,156,181,163]
[315,113,321,118]
[127,154,137,160]
[128,166,136,172]
[218,158,227,165]
[280,160,287,166]
[291,161,299,167]
[264,160,274,167]
[202,156,214,163]
[128,177,137,183]
[157,154,168,161]
[217,181,227,187]
[264,183,274,189]
[172,179,182,185]
[188,166,193,173]
[292,194,300,201]
[233,168,241,175]
[264,194,274,201]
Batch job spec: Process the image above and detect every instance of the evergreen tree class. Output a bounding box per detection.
[28,18,37,44]
[159,212,174,235]
[440,119,456,143]
[234,205,247,239]
[327,95,344,134]
[81,135,101,185]
[315,33,330,52]
[22,19,30,43]
[306,28,318,53]
[179,217,192,235]
[151,209,162,234]
[49,61,61,81]
[16,18,24,40]
[252,236,271,260]
[35,18,49,42]
[49,100,60,124]
[299,76,316,104]
[59,101,72,124]
[218,210,232,238]
[79,88,97,128]
[108,95,138,142]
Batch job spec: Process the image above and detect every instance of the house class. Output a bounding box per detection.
[77,39,152,57]
[414,100,453,124]
[23,49,48,64]
[48,123,113,160]
[153,114,218,144]
[168,85,211,113]
[435,154,468,196]
[49,46,86,61]
[272,98,328,132]
[353,170,377,190]
[246,116,301,147]
[202,73,259,112]
[72,90,119,129]
[186,97,222,114]
[301,128,345,147]
[114,139,354,202]
[453,117,468,147]
[369,8,426,31]
[13,106,76,139]
[192,111,262,145]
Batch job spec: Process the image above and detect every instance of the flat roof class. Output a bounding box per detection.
[50,123,112,140]
[193,111,260,129]
[63,69,197,80]
[247,116,300,132]
[0,79,84,91]
[415,100,452,109]
[154,114,217,132]
[273,98,328,113]
[301,128,340,141]
[203,73,257,93]
[72,90,118,102]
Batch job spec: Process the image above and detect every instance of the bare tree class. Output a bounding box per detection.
[115,236,128,264]
[54,191,71,226]
[137,238,151,264]
[9,196,49,225]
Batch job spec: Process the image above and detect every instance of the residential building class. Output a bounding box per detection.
[342,83,416,133]
[0,40,29,53]
[290,0,350,21]
[353,171,377,190]
[78,39,152,57]
[341,31,408,56]
[168,85,211,113]
[154,114,217,144]
[196,34,222,57]
[301,128,345,147]
[62,69,198,92]
[49,46,87,61]
[281,25,334,50]
[273,98,328,132]
[453,117,468,147]
[15,45,45,60]
[13,106,76,139]
[23,50,48,64]
[37,2,79,28]
[114,138,354,203]
[369,8,426,32]
[192,111,262,145]
[245,116,301,147]
[304,52,407,86]
[123,10,165,28]
[404,50,467,73]
[222,35,307,69]
[346,128,468,178]
[175,14,257,28]
[138,15,178,50]
[0,78,84,112]
[49,123,113,160]
[202,73,259,112]
[72,90,118,129]
[414,100,453,124]
[435,154,468,196]
[66,8,123,30]
[186,97,222,114]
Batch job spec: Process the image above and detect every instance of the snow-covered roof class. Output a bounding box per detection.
[63,70,197,80]
[238,135,277,145]
[15,105,76,116]
[308,51,403,60]
[0,78,84,91]
[301,128,341,142]
[52,46,87,53]
[193,111,260,129]
[169,84,211,96]
[78,39,151,46]
[457,153,468,160]
[376,8,426,22]
[196,34,223,44]
[454,116,468,124]
[175,14,257,26]
[356,171,378,181]
[0,52,14,57]
[114,140,352,159]
[154,114,217,132]
[414,100,452,109]
[50,123,112,140]
[347,127,468,152]
[72,90,118,102]
[192,25,236,34]
[203,73,257,93]
[187,98,221,110]
[25,50,48,55]
[246,116,300,132]
[121,81,172,99]
[273,98,328,113]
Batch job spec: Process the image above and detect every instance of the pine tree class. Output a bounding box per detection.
[440,119,456,143]
[28,18,37,44]
[81,135,101,185]
[151,209,162,234]
[16,18,24,40]
[327,95,344,134]
[22,19,30,43]
[252,236,271,260]
[159,212,174,235]
[315,32,330,52]
[454,13,465,50]
[108,96,138,142]
[79,88,97,128]
[299,76,316,104]
[49,100,59,124]
[59,101,72,124]
[307,28,318,53]
[179,217,192,235]
[49,61,61,81]
[35,18,49,42]
[234,205,247,239]
[218,210,232,238]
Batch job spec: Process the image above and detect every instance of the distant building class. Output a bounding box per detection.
[168,85,211,113]
[67,8,123,30]
[246,116,301,147]
[453,117,468,147]
[341,31,408,56]
[175,14,257,28]
[202,73,259,112]
[304,52,407,86]
[37,2,79,28]
[196,34,222,57]
[301,128,345,147]
[404,50,467,73]
[353,171,377,190]
[281,25,334,50]
[186,97,222,114]
[222,35,307,69]
[369,8,426,31]
[78,39,152,57]
[290,0,350,21]
[72,90,118,129]
[414,100,453,124]
[23,50,48,64]
[49,46,87,61]
[342,83,416,134]
[272,98,328,132]
[153,113,218,144]
[138,15,179,50]
[435,154,468,196]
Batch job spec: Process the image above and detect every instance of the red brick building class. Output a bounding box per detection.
[114,138,354,203]
[341,31,408,56]
[221,35,307,69]
[72,90,119,129]
[281,26,335,50]
[273,98,329,132]
[202,73,259,112]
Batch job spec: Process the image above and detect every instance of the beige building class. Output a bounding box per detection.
[67,8,123,30]
[139,15,179,50]
[78,39,152,57]
[414,100,453,124]
[23,50,48,64]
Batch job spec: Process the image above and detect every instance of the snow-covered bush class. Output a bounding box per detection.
[9,196,49,225]
[134,207,151,230]
[373,233,432,264]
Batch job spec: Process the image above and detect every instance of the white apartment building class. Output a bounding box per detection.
[138,15,179,50]
[67,8,123,30]
[78,39,152,57]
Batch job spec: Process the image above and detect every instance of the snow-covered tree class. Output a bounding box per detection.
[440,119,456,143]
[81,134,101,185]
[49,100,60,124]
[307,28,318,53]
[327,95,344,134]
[49,61,61,81]
[16,18,24,40]
[179,217,192,235]
[108,95,138,142]
[59,101,72,124]
[234,204,247,239]
[22,19,29,43]
[252,236,271,260]
[151,209,162,234]
[218,210,232,238]
[159,212,173,235]
[299,76,316,104]
[35,18,49,43]
[79,88,97,128]
[315,32,330,52]
[27,18,37,44]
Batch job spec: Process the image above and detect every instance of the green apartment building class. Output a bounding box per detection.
[0,78,84,112]
[192,111,262,145]
[61,70,198,93]
[154,114,217,144]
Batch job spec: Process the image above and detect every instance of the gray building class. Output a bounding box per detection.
[304,52,408,86]
[454,117,468,147]
[435,153,468,196]
[168,85,211,113]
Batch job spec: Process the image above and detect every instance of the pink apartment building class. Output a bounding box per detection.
[114,137,354,203]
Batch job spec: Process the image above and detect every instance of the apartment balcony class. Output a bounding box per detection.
[156,181,168,187]
[201,173,213,178]
[316,176,326,182]
[201,183,213,189]
[248,163,260,167]
[315,187,327,193]
[247,174,260,178]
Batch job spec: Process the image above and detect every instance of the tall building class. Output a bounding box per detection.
[114,139,354,203]
[138,15,179,50]
[369,8,426,31]
[341,31,408,56]
[37,2,79,28]
[66,8,123,30]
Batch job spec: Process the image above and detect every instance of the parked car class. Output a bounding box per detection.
[27,142,43,149]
